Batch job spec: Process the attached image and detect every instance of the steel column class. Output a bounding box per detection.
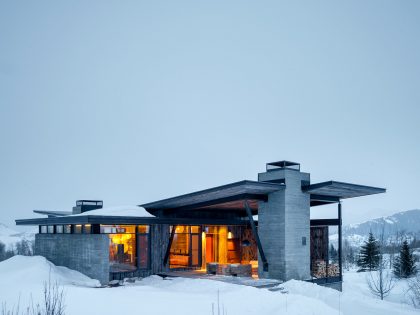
[163,225,177,266]
[338,202,343,280]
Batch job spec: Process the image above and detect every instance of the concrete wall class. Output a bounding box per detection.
[35,234,110,285]
[258,168,311,281]
[258,190,286,279]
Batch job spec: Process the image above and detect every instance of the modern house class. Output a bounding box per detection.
[16,161,385,289]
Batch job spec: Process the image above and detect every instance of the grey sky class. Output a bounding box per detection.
[1,1,419,229]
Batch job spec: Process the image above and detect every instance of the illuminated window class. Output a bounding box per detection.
[137,225,149,233]
[102,225,150,272]
[83,224,91,234]
[169,226,201,268]
[109,233,136,272]
[74,225,82,233]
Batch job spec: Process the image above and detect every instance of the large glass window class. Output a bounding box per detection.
[40,225,47,234]
[169,226,201,268]
[47,226,54,234]
[109,232,136,272]
[101,225,149,272]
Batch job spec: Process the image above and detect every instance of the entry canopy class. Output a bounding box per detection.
[304,181,386,199]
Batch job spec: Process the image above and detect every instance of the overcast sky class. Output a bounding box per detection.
[1,1,419,229]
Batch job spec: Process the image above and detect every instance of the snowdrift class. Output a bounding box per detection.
[0,255,100,288]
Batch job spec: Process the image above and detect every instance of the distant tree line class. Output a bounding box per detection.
[0,239,34,262]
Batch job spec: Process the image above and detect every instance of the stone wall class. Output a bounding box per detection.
[35,234,110,285]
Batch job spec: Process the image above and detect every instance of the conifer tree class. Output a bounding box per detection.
[393,240,417,278]
[357,232,380,271]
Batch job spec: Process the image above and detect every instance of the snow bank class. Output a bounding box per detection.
[284,277,418,315]
[70,205,154,217]
[0,255,100,288]
[1,257,418,315]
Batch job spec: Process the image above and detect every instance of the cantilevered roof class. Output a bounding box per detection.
[141,180,284,213]
[304,181,386,199]
[33,210,72,217]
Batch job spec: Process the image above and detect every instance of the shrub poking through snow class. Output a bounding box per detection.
[1,274,65,315]
[408,273,420,308]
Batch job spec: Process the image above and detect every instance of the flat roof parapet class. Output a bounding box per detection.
[76,200,103,206]
[266,161,300,171]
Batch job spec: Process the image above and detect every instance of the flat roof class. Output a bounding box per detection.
[304,181,386,199]
[15,216,248,226]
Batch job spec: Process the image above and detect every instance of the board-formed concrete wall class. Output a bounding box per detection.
[35,234,110,285]
[258,168,311,281]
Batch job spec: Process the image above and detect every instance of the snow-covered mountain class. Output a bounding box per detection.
[0,223,35,251]
[342,209,420,247]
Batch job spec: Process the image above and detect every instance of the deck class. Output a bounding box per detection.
[158,270,283,289]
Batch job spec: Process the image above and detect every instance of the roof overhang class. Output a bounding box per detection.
[141,180,284,216]
[33,210,72,217]
[15,216,248,226]
[305,181,386,202]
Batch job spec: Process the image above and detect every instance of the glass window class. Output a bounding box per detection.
[137,234,149,269]
[191,226,200,234]
[101,225,136,234]
[56,225,64,234]
[74,225,82,234]
[109,233,136,272]
[64,225,71,234]
[83,224,91,234]
[47,226,54,234]
[137,225,149,234]
[40,225,47,234]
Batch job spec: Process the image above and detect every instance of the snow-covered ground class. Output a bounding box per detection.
[0,256,418,315]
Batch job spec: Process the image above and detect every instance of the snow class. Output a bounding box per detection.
[0,256,418,315]
[70,205,154,218]
[0,256,100,288]
[0,223,34,250]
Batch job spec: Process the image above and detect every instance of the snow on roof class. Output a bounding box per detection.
[70,205,154,218]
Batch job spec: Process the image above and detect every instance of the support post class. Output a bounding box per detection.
[244,200,268,272]
[338,202,343,280]
[163,225,177,267]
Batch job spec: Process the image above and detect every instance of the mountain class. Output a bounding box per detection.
[0,223,35,251]
[342,209,420,247]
